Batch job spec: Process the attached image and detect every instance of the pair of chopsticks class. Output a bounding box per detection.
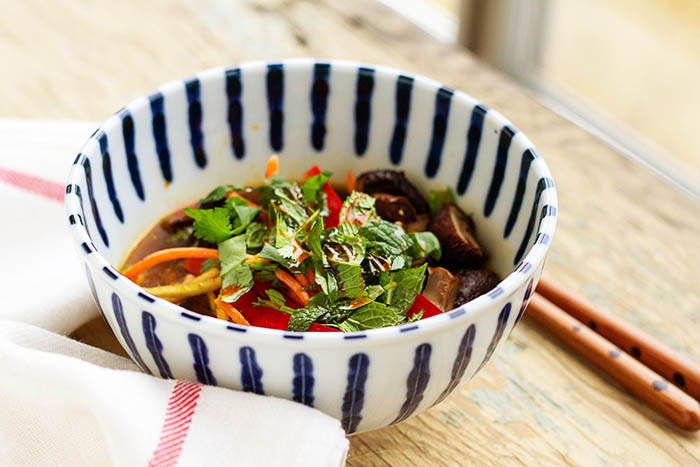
[527,277,700,431]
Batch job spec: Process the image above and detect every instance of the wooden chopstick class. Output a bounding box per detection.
[527,293,700,431]
[536,277,700,401]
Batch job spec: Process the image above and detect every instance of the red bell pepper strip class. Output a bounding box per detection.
[406,294,444,321]
[183,257,205,275]
[303,165,342,229]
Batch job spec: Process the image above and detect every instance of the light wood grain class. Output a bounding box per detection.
[4,0,699,464]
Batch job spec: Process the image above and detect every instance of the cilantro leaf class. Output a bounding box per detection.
[218,235,253,302]
[185,207,234,243]
[245,222,267,250]
[231,205,260,235]
[198,184,235,205]
[301,172,330,203]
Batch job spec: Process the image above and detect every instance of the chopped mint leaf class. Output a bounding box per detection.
[288,305,332,332]
[218,235,253,302]
[407,231,442,261]
[314,264,339,301]
[360,220,412,257]
[379,264,427,315]
[366,284,386,301]
[301,172,330,203]
[407,309,424,322]
[265,288,286,307]
[428,188,455,215]
[335,263,365,299]
[339,301,400,331]
[185,207,234,243]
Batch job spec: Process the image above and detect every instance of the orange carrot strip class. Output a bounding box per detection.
[215,297,250,326]
[265,154,279,178]
[123,247,218,281]
[305,267,315,285]
[346,170,356,192]
[275,269,310,305]
[295,273,309,287]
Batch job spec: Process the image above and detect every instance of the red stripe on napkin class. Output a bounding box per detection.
[149,381,202,467]
[0,167,64,202]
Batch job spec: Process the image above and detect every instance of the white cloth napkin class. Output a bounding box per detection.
[0,120,349,467]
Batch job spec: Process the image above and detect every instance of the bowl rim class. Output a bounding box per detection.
[65,58,558,344]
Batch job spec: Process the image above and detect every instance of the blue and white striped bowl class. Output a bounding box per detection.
[65,59,557,434]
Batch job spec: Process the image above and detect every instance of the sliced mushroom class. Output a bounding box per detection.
[453,268,500,307]
[422,266,460,312]
[160,208,193,233]
[356,170,429,214]
[404,213,429,233]
[428,204,486,267]
[373,193,417,223]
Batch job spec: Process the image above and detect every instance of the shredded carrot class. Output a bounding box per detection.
[346,170,356,192]
[275,269,310,306]
[265,154,279,178]
[295,273,309,287]
[123,247,219,281]
[215,297,250,326]
[305,267,315,286]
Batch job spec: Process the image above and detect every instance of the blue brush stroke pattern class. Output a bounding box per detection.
[225,67,245,158]
[476,303,511,372]
[434,324,476,405]
[81,157,109,247]
[311,63,330,151]
[390,75,413,165]
[118,109,145,200]
[142,311,173,379]
[484,126,515,217]
[424,87,453,177]
[292,353,315,407]
[240,346,264,395]
[148,91,173,183]
[73,185,93,242]
[514,177,554,265]
[392,343,432,424]
[341,353,370,434]
[266,64,284,152]
[96,131,123,223]
[457,104,488,194]
[185,78,207,168]
[188,333,216,385]
[354,67,374,156]
[515,279,534,325]
[111,293,151,374]
[504,148,537,238]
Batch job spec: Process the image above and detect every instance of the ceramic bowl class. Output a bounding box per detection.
[65,59,557,434]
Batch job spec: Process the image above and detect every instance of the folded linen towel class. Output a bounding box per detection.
[0,119,349,467]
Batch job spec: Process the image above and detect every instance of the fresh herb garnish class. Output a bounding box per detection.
[428,188,455,215]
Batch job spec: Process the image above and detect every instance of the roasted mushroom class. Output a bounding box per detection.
[422,267,460,312]
[404,213,429,233]
[373,193,417,223]
[453,268,500,307]
[428,204,486,267]
[356,170,429,214]
[160,208,194,233]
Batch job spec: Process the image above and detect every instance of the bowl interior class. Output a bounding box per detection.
[69,59,555,284]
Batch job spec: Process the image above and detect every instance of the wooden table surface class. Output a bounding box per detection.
[4,0,699,465]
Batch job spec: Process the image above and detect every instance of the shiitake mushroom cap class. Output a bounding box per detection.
[356,170,429,214]
[428,204,486,267]
[453,268,500,307]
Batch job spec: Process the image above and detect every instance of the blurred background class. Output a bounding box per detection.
[3,0,699,200]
